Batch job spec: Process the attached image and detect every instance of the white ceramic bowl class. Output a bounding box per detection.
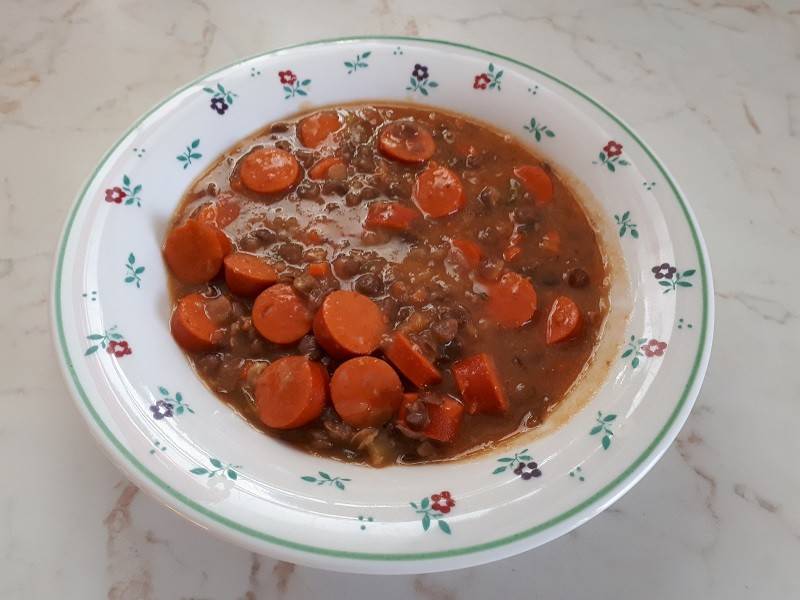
[51,37,713,574]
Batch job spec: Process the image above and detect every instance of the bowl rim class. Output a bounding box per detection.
[50,35,714,563]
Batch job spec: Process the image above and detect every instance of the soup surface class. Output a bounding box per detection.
[164,103,609,466]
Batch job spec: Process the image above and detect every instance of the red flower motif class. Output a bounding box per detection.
[641,339,667,357]
[473,73,491,90]
[430,490,455,514]
[104,187,126,204]
[278,70,297,85]
[107,340,132,358]
[603,141,623,158]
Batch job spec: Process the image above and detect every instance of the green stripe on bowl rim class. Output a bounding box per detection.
[51,36,714,562]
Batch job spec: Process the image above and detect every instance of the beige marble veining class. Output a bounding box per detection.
[1,0,799,598]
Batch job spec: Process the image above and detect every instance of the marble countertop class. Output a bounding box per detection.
[2,0,798,597]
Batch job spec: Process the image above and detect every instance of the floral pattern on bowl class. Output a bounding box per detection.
[51,37,713,575]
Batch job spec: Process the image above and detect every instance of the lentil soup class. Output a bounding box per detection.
[164,103,609,467]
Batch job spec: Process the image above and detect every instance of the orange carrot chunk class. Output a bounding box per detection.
[513,165,554,205]
[331,357,403,428]
[307,262,330,278]
[170,293,220,352]
[413,162,466,218]
[313,290,386,358]
[308,156,347,180]
[256,356,328,429]
[163,219,224,284]
[298,111,341,148]
[252,284,312,344]
[378,120,436,163]
[452,353,509,415]
[239,148,299,194]
[382,332,442,387]
[224,252,278,297]
[486,272,538,328]
[365,202,420,231]
[546,295,583,344]
[452,239,481,269]
[397,394,464,443]
[194,194,241,228]
[540,229,561,254]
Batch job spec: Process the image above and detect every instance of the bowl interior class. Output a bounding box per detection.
[53,37,712,573]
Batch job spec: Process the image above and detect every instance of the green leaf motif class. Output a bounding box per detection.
[498,457,514,463]
[190,152,202,160]
[607,162,616,172]
[603,414,617,422]
[344,61,354,68]
[545,129,555,137]
[123,174,130,186]
[227,469,238,480]
[420,87,428,96]
[177,155,188,162]
[658,281,673,287]
[203,87,214,93]
[87,334,104,340]
[301,476,316,482]
[319,471,331,480]
[438,520,451,534]
[535,131,541,142]
[191,139,200,148]
[124,276,135,283]
[110,333,123,340]
[175,406,184,415]
[335,480,345,490]
[590,425,603,435]
[631,229,639,239]
[421,497,430,510]
[598,152,606,162]
[362,51,371,58]
[190,467,209,475]
[602,435,611,450]
[428,81,438,88]
[210,458,222,468]
[493,466,507,474]
[683,269,696,277]
[488,63,495,73]
[135,267,144,274]
[621,348,633,358]
[422,514,431,531]
[128,253,135,264]
[632,356,640,368]
[301,79,311,86]
[85,345,99,355]
[677,281,693,287]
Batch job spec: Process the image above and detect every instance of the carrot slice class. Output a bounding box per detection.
[313,290,386,358]
[486,272,538,328]
[452,353,509,415]
[513,165,554,205]
[503,245,522,262]
[452,239,481,269]
[256,356,328,429]
[378,120,435,163]
[364,202,420,231]
[163,220,224,284]
[239,148,300,193]
[252,283,312,344]
[413,163,466,218]
[383,332,442,387]
[307,262,330,278]
[398,394,464,443]
[215,228,233,257]
[224,252,278,296]
[298,111,341,148]
[546,295,583,344]
[170,293,220,352]
[540,230,561,253]
[309,157,347,180]
[195,195,240,228]
[330,357,403,428]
